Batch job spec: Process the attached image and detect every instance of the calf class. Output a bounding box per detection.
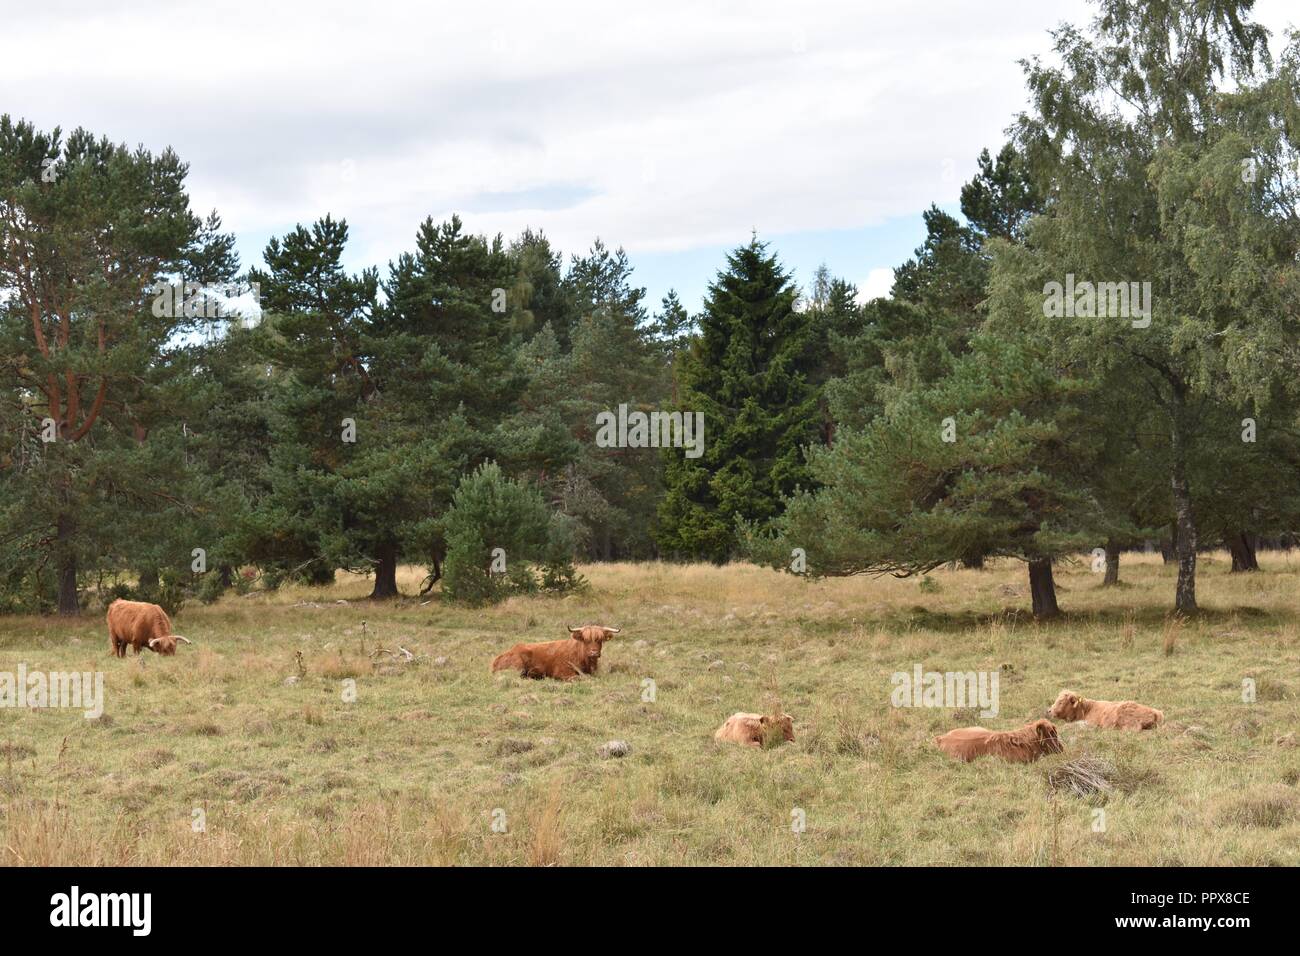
[1049,690,1163,730]
[935,719,1063,764]
[714,712,795,748]
[490,624,620,681]
[106,599,193,657]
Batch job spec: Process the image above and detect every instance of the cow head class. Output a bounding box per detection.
[1031,718,1063,755]
[566,624,620,664]
[1048,690,1084,721]
[759,713,796,746]
[147,634,193,656]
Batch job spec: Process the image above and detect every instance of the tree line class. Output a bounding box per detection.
[3,0,1298,617]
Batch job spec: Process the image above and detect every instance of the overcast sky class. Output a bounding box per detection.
[5,0,1297,313]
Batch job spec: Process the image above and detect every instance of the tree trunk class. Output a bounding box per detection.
[1164,528,1185,564]
[139,567,159,591]
[419,556,443,596]
[1028,558,1059,619]
[219,564,234,588]
[370,543,399,599]
[1103,540,1120,586]
[56,514,79,615]
[1228,531,1259,572]
[1169,401,1198,614]
[961,552,985,570]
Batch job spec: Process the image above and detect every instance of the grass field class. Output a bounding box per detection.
[1,552,1298,866]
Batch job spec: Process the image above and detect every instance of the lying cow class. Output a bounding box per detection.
[935,719,1063,763]
[106,599,193,657]
[1049,690,1163,730]
[490,624,620,681]
[714,712,795,748]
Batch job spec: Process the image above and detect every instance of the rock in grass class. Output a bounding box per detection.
[599,740,631,759]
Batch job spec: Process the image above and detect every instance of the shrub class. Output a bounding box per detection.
[197,572,228,605]
[441,462,581,605]
[99,573,188,616]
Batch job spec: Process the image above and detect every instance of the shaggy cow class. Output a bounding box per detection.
[1049,690,1163,730]
[489,624,620,681]
[934,719,1063,764]
[106,599,193,657]
[714,712,795,748]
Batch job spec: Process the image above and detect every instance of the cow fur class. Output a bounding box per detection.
[934,719,1063,763]
[490,624,620,681]
[1049,690,1163,730]
[106,599,192,657]
[714,712,795,747]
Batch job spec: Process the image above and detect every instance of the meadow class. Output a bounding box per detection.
[1,552,1297,866]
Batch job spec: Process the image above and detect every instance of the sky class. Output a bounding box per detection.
[4,0,1297,314]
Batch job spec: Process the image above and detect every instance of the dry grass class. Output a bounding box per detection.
[1,551,1298,865]
[1046,757,1121,798]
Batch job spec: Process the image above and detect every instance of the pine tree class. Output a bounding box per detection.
[369,215,531,595]
[0,116,228,613]
[825,143,1041,445]
[748,333,1106,617]
[245,216,382,589]
[503,241,670,559]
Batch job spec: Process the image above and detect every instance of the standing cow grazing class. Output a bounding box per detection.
[106,599,193,657]
[490,624,620,681]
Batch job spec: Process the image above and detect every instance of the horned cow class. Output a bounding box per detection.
[490,624,620,681]
[106,599,193,657]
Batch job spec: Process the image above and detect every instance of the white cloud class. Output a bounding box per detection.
[857,268,895,303]
[4,0,1295,271]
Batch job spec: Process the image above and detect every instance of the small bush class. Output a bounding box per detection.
[197,572,228,605]
[98,575,186,615]
[441,462,582,605]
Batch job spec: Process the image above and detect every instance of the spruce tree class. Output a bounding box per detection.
[657,237,820,561]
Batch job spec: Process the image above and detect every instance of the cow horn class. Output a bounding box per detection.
[148,638,160,648]
[175,635,193,644]
[605,627,620,634]
[566,624,579,632]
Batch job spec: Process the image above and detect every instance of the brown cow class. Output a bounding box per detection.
[106,599,193,657]
[934,719,1063,764]
[490,624,620,681]
[714,712,795,748]
[1049,690,1162,730]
